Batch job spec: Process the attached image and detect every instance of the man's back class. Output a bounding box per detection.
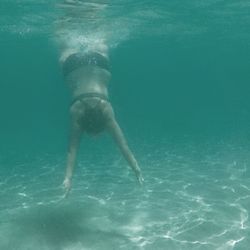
[66,66,110,98]
[62,52,111,98]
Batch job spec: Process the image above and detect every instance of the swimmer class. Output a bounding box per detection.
[61,48,144,196]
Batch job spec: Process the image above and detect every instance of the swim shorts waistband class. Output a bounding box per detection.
[70,92,109,107]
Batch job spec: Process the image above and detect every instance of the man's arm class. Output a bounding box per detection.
[63,118,82,196]
[106,115,144,184]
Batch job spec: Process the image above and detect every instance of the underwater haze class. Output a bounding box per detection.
[1,0,250,249]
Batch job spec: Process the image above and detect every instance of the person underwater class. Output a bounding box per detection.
[60,48,144,196]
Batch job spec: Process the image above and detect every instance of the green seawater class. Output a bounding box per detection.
[0,1,250,249]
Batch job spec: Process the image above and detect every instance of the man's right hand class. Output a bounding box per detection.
[135,167,144,185]
[137,172,144,185]
[63,177,71,198]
